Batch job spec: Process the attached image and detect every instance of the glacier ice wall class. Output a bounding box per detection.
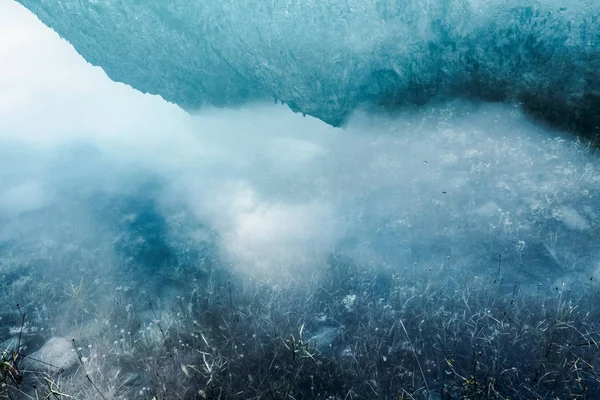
[17,0,600,137]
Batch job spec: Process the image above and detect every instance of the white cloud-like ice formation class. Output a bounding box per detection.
[1,0,599,284]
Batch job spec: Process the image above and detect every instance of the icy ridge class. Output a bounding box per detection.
[17,0,600,135]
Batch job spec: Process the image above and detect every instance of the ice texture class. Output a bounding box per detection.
[17,0,600,136]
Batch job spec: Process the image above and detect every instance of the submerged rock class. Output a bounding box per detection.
[26,337,78,373]
[307,326,339,351]
[554,206,590,231]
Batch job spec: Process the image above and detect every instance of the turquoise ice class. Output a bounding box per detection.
[16,0,600,137]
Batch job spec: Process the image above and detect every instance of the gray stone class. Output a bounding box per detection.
[122,372,143,386]
[25,337,78,373]
[308,326,339,351]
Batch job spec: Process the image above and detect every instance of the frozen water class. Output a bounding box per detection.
[1,2,600,398]
[15,0,600,138]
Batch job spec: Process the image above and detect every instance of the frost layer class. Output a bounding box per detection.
[17,0,600,136]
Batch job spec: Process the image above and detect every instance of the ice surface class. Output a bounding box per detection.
[16,0,600,138]
[2,9,600,396]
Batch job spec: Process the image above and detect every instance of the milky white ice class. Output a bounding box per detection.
[1,0,598,282]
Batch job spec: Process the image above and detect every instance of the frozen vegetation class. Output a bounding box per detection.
[1,1,600,399]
